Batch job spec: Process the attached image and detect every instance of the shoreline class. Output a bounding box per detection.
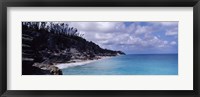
[55,56,111,69]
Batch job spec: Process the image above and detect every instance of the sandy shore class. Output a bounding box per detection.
[55,56,111,69]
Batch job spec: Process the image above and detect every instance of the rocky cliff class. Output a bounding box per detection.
[22,22,125,75]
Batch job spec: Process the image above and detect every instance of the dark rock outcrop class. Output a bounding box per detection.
[32,63,63,75]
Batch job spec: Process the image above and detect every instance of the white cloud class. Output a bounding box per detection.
[160,22,178,26]
[170,41,177,45]
[94,33,113,40]
[63,22,177,53]
[135,25,152,35]
[126,23,136,33]
[165,31,178,36]
[68,22,125,33]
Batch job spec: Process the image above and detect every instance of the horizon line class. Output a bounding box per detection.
[125,53,178,55]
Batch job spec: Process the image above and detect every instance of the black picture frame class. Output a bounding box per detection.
[0,0,200,97]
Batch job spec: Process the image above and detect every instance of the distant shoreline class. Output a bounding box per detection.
[55,56,112,69]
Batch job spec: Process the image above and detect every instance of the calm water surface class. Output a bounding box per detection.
[62,54,178,75]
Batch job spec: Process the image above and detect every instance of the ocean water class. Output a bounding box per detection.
[62,54,178,75]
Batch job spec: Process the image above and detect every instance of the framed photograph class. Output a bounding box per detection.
[0,0,200,97]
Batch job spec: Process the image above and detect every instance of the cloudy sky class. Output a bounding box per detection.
[67,21,178,54]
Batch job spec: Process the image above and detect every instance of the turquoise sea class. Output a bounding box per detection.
[62,54,178,75]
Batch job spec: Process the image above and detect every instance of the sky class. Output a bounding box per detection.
[66,22,178,54]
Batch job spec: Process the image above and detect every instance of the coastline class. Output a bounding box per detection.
[55,56,111,69]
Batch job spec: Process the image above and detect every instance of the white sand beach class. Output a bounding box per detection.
[55,56,111,69]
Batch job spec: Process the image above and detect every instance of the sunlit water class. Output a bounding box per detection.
[62,54,178,75]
